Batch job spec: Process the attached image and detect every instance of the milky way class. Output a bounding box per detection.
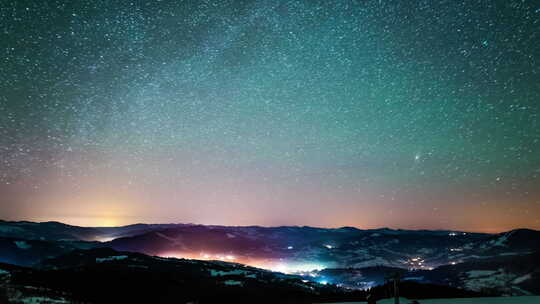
[1,0,539,231]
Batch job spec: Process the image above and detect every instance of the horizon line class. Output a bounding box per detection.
[1,218,537,234]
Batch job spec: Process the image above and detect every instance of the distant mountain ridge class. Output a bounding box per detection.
[1,220,538,268]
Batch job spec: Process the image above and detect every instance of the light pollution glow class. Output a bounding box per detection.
[160,251,327,274]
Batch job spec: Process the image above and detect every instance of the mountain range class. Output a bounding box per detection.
[0,220,538,302]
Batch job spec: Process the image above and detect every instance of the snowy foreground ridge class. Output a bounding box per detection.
[327,296,540,304]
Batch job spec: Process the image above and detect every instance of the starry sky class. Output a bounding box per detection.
[1,0,539,232]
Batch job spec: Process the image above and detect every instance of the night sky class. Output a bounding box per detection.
[1,0,539,232]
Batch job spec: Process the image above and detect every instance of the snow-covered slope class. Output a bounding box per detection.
[375,296,540,304]
[328,296,540,304]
